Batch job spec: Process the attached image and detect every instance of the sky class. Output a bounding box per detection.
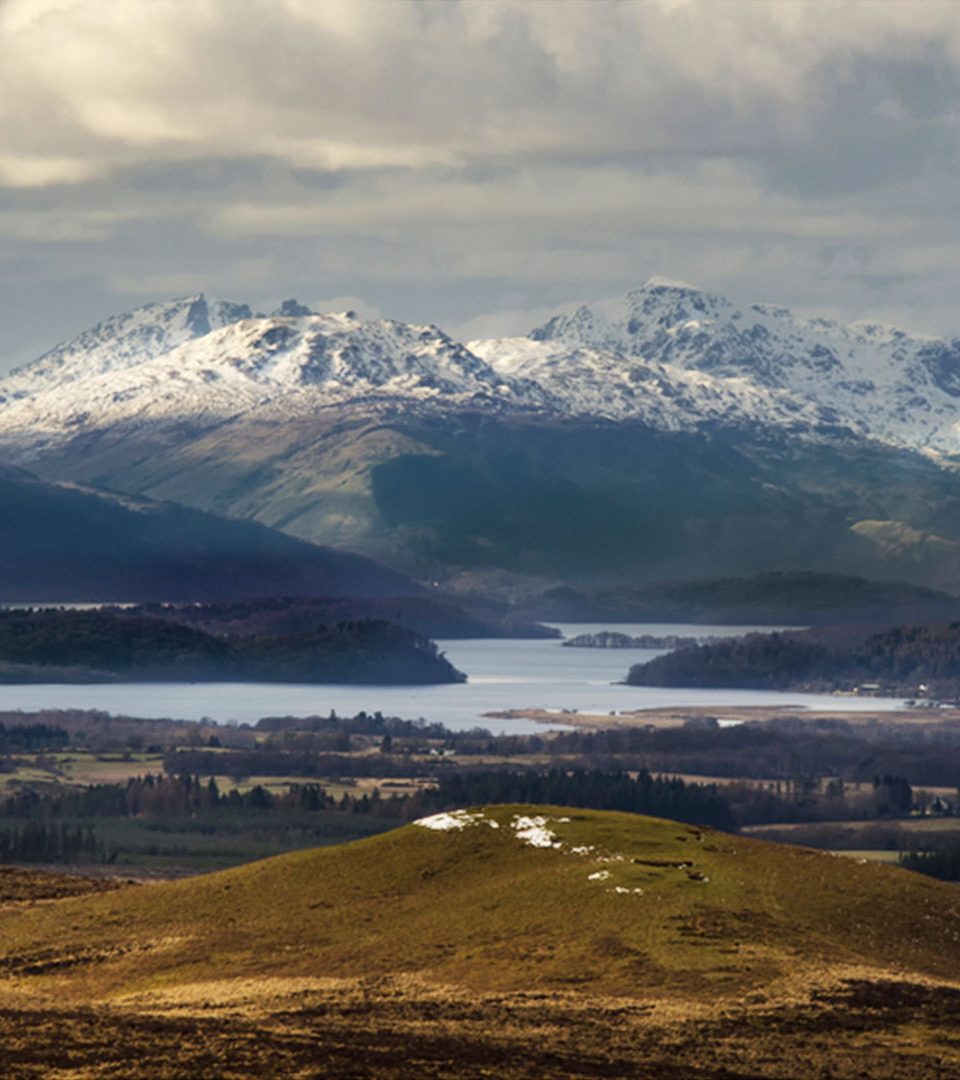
[2,0,960,370]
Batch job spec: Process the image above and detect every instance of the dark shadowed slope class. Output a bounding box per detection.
[0,465,420,602]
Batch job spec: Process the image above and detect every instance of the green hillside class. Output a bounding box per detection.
[27,408,960,589]
[1,806,960,1076]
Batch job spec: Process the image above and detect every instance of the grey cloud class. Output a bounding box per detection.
[2,1,960,368]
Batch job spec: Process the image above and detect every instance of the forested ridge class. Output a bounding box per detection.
[0,610,464,685]
[628,621,960,695]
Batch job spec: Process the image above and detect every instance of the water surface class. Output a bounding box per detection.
[0,623,904,734]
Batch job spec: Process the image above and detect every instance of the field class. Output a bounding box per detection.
[1,807,959,1076]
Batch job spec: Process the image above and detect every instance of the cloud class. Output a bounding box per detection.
[1,1,960,369]
[1,0,959,186]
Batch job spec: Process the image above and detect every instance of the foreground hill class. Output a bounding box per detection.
[6,288,960,589]
[0,465,418,602]
[1,806,959,1076]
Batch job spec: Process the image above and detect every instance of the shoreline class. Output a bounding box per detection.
[485,704,960,730]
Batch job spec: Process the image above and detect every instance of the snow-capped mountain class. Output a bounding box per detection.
[469,337,843,435]
[3,279,960,456]
[2,295,254,394]
[0,305,531,445]
[4,281,960,588]
[521,277,960,453]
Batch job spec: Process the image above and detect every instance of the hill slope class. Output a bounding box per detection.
[0,464,420,601]
[520,571,960,624]
[1,806,959,1076]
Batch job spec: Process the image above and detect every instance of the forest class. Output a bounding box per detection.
[628,622,960,696]
[0,610,465,685]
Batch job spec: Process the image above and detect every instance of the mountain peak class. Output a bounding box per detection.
[640,275,701,292]
[272,299,315,318]
[6,293,253,388]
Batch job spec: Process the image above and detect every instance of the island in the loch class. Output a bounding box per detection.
[562,630,705,649]
[0,609,465,685]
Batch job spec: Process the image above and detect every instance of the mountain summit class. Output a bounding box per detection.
[518,277,960,451]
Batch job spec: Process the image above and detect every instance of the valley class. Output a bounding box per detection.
[4,287,960,1075]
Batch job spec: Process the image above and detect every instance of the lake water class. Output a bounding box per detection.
[0,622,907,734]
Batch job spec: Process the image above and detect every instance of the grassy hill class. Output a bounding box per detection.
[1,806,960,1076]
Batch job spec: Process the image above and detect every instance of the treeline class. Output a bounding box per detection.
[0,768,736,831]
[0,774,346,820]
[123,596,557,641]
[0,610,465,685]
[628,621,960,695]
[167,719,960,789]
[256,711,464,739]
[418,769,736,830]
[0,766,937,867]
[0,723,68,753]
[900,844,960,882]
[0,822,105,863]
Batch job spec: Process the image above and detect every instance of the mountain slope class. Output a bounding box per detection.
[0,806,959,1077]
[0,465,420,601]
[5,284,960,588]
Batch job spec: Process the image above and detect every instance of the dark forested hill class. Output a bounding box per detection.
[627,621,960,696]
[121,595,558,641]
[521,571,960,625]
[0,609,464,685]
[0,465,419,602]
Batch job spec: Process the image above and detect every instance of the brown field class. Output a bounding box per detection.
[489,704,960,729]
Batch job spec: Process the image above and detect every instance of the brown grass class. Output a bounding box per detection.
[1,806,960,1076]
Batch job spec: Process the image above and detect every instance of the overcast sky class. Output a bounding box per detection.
[2,0,960,370]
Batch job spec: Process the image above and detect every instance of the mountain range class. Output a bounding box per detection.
[4,282,960,588]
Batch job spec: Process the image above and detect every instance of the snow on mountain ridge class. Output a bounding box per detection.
[7,294,253,385]
[4,280,960,459]
[470,336,848,434]
[524,279,960,452]
[0,311,525,447]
